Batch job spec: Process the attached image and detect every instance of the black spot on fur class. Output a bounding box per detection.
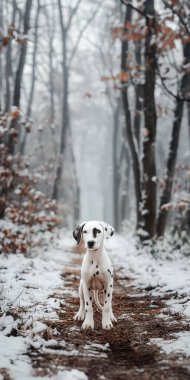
[94,273,96,277]
[90,297,92,301]
[110,284,113,287]
[96,271,99,275]
[108,293,110,297]
[96,265,98,268]
[105,227,107,231]
[104,289,106,294]
[105,301,107,304]
[91,261,93,264]
[110,230,114,236]
[93,227,101,238]
[88,288,91,291]
[86,302,88,305]
[86,309,87,313]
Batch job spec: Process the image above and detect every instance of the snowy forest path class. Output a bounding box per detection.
[28,243,190,380]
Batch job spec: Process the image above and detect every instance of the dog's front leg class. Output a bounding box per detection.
[102,279,115,330]
[74,279,85,321]
[81,283,94,330]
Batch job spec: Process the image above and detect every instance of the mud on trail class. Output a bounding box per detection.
[29,248,190,380]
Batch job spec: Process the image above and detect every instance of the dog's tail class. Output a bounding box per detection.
[93,290,103,311]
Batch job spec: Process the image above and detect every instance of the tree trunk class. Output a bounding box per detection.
[0,0,3,111]
[121,4,142,230]
[9,0,33,155]
[20,0,40,155]
[120,143,130,224]
[188,102,190,148]
[5,1,17,113]
[26,0,40,118]
[156,41,190,237]
[5,42,12,112]
[142,0,157,238]
[113,97,121,231]
[134,39,143,149]
[52,0,69,200]
[48,6,57,157]
[13,0,33,108]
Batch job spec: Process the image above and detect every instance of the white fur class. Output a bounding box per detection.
[73,221,117,330]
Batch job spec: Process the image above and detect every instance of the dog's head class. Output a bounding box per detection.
[73,220,114,251]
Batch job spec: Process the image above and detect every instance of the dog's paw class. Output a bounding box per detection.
[73,311,85,321]
[110,314,117,323]
[102,319,113,330]
[102,315,113,330]
[81,318,94,330]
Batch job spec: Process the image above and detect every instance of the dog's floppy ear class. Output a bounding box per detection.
[100,221,115,240]
[73,222,86,245]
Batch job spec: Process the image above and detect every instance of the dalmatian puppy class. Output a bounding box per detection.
[73,220,117,330]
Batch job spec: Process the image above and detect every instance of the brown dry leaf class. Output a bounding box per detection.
[119,70,129,82]
[2,36,10,47]
[10,107,20,119]
[83,92,92,98]
[112,26,123,40]
[143,128,149,137]
[160,33,176,52]
[171,0,180,4]
[8,23,16,37]
[161,203,173,211]
[100,75,110,81]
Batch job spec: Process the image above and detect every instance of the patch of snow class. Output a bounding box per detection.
[151,332,190,356]
[32,321,47,334]
[53,369,88,380]
[0,333,32,380]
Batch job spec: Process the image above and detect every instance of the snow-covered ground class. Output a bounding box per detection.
[1,229,190,379]
[110,234,190,319]
[109,233,190,356]
[0,230,83,380]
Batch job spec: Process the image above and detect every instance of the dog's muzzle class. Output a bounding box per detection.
[87,240,95,249]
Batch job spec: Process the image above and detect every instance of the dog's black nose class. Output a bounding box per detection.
[88,240,94,248]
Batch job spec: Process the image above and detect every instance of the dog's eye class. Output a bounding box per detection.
[83,230,87,234]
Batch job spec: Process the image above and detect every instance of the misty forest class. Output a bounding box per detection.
[1,0,190,379]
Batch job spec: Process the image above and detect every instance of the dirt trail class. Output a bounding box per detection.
[29,248,190,380]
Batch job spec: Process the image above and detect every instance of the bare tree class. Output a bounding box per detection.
[142,0,157,238]
[156,39,190,236]
[20,0,41,154]
[120,3,142,230]
[13,0,32,108]
[52,0,101,200]
[8,0,33,154]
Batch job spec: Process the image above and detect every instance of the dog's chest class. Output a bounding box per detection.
[85,261,108,290]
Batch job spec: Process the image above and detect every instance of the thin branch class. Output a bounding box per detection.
[156,62,190,102]
[13,0,23,22]
[69,1,102,65]
[121,0,145,16]
[161,0,190,36]
[66,0,83,32]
